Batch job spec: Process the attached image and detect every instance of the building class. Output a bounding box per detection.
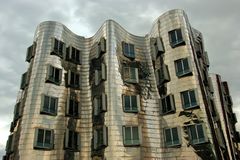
[3,9,240,160]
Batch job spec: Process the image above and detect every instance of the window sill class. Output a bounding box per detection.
[176,71,192,78]
[183,105,200,110]
[123,143,140,147]
[34,146,53,150]
[45,79,61,85]
[170,40,185,48]
[40,111,57,116]
[50,51,63,58]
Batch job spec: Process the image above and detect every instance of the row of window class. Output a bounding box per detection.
[6,122,208,154]
[45,65,81,88]
[161,89,198,115]
[164,123,208,147]
[40,94,80,118]
[122,28,185,60]
[34,128,80,151]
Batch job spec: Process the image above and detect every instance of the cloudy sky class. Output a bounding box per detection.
[0,0,239,157]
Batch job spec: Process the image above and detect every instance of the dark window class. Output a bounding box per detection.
[41,95,58,115]
[123,126,140,146]
[51,38,65,58]
[93,126,108,150]
[123,67,139,83]
[26,42,36,62]
[164,127,181,147]
[67,71,80,89]
[122,42,135,58]
[66,46,81,64]
[93,93,107,116]
[97,37,106,57]
[155,64,170,86]
[46,65,62,85]
[151,37,165,60]
[169,28,185,47]
[94,63,106,85]
[34,128,54,149]
[188,124,207,145]
[65,130,80,151]
[13,102,21,121]
[20,72,29,90]
[123,95,140,113]
[66,97,80,118]
[181,89,198,109]
[175,58,192,77]
[6,134,15,153]
[161,94,175,114]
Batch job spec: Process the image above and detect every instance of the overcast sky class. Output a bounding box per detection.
[0,0,239,157]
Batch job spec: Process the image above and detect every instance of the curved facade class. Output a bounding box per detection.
[4,9,240,160]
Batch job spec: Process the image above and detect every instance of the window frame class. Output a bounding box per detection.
[26,42,36,62]
[20,71,29,90]
[93,125,108,150]
[64,129,80,151]
[46,65,62,85]
[168,28,185,48]
[34,128,54,150]
[122,94,140,113]
[122,42,135,59]
[94,63,106,86]
[66,46,81,65]
[164,127,181,147]
[122,126,141,146]
[40,94,58,116]
[181,89,199,110]
[66,96,80,118]
[93,93,107,116]
[123,66,139,84]
[155,64,170,86]
[50,38,65,58]
[67,70,81,89]
[187,123,208,145]
[161,94,175,115]
[175,57,192,77]
[6,133,15,153]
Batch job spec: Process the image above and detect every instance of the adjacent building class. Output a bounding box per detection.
[3,9,240,160]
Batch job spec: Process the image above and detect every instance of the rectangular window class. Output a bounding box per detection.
[122,42,135,58]
[20,71,29,90]
[188,124,208,145]
[123,67,139,83]
[41,95,58,115]
[6,134,15,153]
[161,94,175,114]
[65,129,80,151]
[122,95,140,113]
[67,71,80,89]
[181,89,198,109]
[46,65,62,85]
[51,38,65,58]
[169,28,185,48]
[93,126,108,150]
[151,37,165,60]
[175,58,192,77]
[93,93,107,116]
[123,126,140,146]
[26,42,36,62]
[34,128,54,149]
[66,46,81,64]
[97,37,106,57]
[66,97,80,118]
[155,64,170,86]
[94,63,106,86]
[13,102,21,121]
[164,127,181,147]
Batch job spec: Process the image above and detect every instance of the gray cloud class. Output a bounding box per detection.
[0,0,239,158]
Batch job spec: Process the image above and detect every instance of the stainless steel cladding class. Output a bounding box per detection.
[4,9,239,160]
